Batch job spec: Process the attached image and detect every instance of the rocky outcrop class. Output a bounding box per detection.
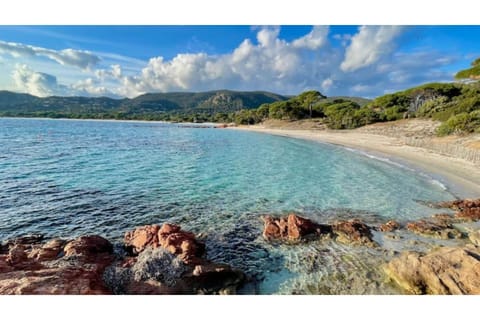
[115,224,244,294]
[0,235,114,294]
[262,214,331,242]
[384,245,480,294]
[332,219,376,247]
[437,199,480,221]
[124,223,205,264]
[379,220,400,232]
[406,219,463,239]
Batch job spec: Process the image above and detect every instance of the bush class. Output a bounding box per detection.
[436,112,480,136]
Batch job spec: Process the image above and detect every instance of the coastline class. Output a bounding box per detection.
[229,125,480,198]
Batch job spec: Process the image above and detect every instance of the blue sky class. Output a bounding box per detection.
[0,25,479,98]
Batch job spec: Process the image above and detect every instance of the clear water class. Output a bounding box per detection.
[0,118,459,294]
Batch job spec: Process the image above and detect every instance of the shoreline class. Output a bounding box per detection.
[229,125,480,198]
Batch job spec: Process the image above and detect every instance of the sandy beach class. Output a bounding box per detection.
[230,124,480,198]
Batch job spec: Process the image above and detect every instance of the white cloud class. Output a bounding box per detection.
[117,26,331,97]
[12,64,70,97]
[0,40,100,70]
[321,78,333,90]
[72,78,114,97]
[293,26,329,50]
[95,64,123,80]
[340,26,403,72]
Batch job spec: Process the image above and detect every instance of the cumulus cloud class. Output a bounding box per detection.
[12,64,69,97]
[12,64,117,98]
[3,26,462,99]
[340,26,403,72]
[117,25,331,97]
[292,26,330,50]
[0,40,100,70]
[95,64,122,80]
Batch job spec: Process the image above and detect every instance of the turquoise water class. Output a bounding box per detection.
[0,118,458,293]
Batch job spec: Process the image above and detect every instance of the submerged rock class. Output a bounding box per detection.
[262,214,331,242]
[406,219,463,239]
[332,219,376,247]
[384,245,480,294]
[379,220,400,232]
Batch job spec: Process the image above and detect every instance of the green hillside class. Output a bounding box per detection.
[0,90,288,121]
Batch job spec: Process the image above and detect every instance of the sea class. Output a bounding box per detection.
[0,118,462,294]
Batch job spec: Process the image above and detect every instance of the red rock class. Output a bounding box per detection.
[333,219,376,246]
[406,219,462,239]
[64,235,113,258]
[262,214,329,242]
[0,235,115,295]
[262,216,282,240]
[124,223,206,264]
[379,220,400,232]
[124,225,160,254]
[28,239,66,262]
[455,208,480,221]
[287,214,320,240]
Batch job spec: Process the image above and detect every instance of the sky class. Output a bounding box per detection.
[0,25,479,99]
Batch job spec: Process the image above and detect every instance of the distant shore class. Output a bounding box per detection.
[229,124,480,198]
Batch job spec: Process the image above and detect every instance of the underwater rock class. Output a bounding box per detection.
[384,244,480,294]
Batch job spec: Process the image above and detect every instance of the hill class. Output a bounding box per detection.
[0,90,288,121]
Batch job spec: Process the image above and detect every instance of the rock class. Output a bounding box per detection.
[104,246,245,295]
[437,199,480,221]
[0,267,111,294]
[455,208,480,221]
[468,229,480,246]
[384,245,480,294]
[438,198,480,210]
[0,235,115,295]
[124,224,205,263]
[406,219,463,239]
[6,244,29,266]
[28,239,66,262]
[124,224,160,254]
[379,220,400,232]
[262,214,331,242]
[332,219,376,246]
[64,235,113,258]
[131,247,188,286]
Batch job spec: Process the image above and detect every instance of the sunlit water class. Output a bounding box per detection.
[0,118,460,294]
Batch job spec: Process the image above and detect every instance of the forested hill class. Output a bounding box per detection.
[0,90,289,121]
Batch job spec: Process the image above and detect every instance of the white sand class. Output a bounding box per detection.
[230,126,480,198]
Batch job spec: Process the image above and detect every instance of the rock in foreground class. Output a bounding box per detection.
[384,245,480,294]
[438,199,480,221]
[119,223,244,294]
[0,235,114,294]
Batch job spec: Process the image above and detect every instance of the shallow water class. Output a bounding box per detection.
[0,118,460,293]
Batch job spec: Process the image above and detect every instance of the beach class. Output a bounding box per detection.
[229,121,480,198]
